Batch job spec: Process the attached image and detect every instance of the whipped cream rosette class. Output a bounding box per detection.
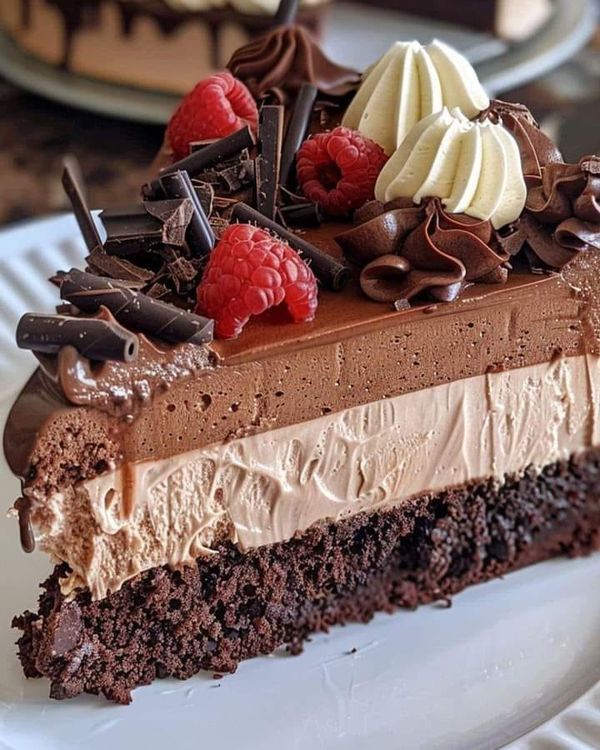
[342,40,489,155]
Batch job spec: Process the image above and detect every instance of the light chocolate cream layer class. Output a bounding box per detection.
[33,354,600,599]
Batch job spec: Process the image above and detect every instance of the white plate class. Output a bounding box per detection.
[0,0,595,124]
[2,215,600,749]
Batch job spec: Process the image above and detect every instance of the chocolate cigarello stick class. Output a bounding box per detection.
[280,84,317,188]
[145,126,256,198]
[62,156,104,252]
[159,171,215,257]
[280,202,322,228]
[274,0,299,25]
[17,312,139,362]
[256,105,284,220]
[231,202,351,291]
[59,269,214,345]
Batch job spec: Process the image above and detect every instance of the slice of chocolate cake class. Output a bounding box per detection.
[5,14,600,703]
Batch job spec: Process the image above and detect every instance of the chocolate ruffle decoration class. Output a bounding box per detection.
[337,199,521,304]
[227,25,360,104]
[522,156,600,267]
[481,100,563,179]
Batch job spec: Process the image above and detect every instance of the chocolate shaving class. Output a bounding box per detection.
[160,171,215,257]
[145,198,194,248]
[231,202,351,290]
[256,105,284,220]
[17,311,139,362]
[14,496,34,553]
[192,181,215,217]
[59,269,214,345]
[62,156,103,252]
[197,158,255,195]
[86,250,154,285]
[280,83,317,188]
[145,126,256,198]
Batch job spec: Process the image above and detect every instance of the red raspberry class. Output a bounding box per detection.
[296,127,388,217]
[196,223,318,339]
[166,72,258,161]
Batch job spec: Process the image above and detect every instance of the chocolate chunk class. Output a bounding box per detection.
[145,126,256,198]
[280,84,318,188]
[280,202,322,228]
[256,105,284,220]
[145,198,194,248]
[231,202,351,291]
[168,257,201,293]
[274,0,299,26]
[101,204,163,256]
[86,251,154,285]
[145,282,171,299]
[62,157,103,252]
[192,181,215,217]
[14,496,34,553]
[160,171,215,257]
[17,312,139,362]
[59,269,214,345]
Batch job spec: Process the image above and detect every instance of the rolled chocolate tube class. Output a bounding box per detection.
[231,203,351,291]
[17,312,140,362]
[280,202,322,228]
[59,269,214,345]
[62,156,104,252]
[256,105,284,220]
[159,171,215,257]
[280,84,317,188]
[145,126,256,198]
[274,0,299,25]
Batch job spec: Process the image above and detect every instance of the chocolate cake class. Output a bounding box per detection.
[0,0,329,94]
[5,8,600,703]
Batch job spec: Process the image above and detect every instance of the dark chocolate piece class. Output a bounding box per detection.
[160,171,215,257]
[145,126,256,197]
[189,140,217,152]
[256,105,284,220]
[192,181,215,217]
[145,198,195,248]
[280,202,322,228]
[14,497,34,553]
[62,157,103,252]
[86,251,154,285]
[280,84,317,188]
[231,202,351,290]
[17,312,139,362]
[100,204,163,256]
[59,269,214,345]
[197,157,255,195]
[274,0,299,26]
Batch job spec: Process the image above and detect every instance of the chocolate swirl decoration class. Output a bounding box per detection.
[521,155,600,268]
[481,100,563,180]
[227,25,360,104]
[337,198,522,304]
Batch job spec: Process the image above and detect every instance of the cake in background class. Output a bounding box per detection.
[0,0,329,94]
[359,0,552,42]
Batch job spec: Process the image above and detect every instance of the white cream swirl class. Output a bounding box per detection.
[342,40,490,155]
[163,0,323,13]
[375,107,527,229]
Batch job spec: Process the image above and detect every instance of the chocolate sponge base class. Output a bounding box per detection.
[14,451,600,704]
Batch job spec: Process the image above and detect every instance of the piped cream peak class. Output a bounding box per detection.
[375,107,526,229]
[342,39,490,155]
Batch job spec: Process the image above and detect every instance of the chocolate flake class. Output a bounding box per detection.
[62,156,103,252]
[17,312,139,362]
[231,202,351,291]
[192,181,215,217]
[280,84,317,188]
[145,198,194,248]
[59,269,214,345]
[256,105,284,220]
[86,251,154,285]
[160,171,215,257]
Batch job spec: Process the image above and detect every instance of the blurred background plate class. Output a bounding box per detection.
[0,0,594,124]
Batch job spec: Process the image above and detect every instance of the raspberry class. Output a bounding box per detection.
[166,72,258,161]
[296,127,388,217]
[196,223,318,339]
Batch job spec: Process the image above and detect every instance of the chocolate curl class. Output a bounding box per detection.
[59,269,214,345]
[280,202,322,228]
[145,126,256,198]
[62,156,103,252]
[160,171,215,257]
[274,0,299,25]
[256,105,284,220]
[280,83,318,188]
[17,312,139,362]
[231,202,351,290]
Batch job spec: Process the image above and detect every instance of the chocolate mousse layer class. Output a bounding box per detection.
[15,450,600,703]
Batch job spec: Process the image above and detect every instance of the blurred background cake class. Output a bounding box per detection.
[0,0,329,94]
